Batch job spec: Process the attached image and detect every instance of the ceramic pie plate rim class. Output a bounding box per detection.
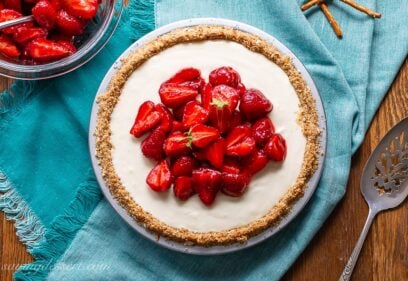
[88,18,327,255]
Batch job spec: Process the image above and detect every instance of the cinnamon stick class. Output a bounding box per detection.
[301,0,324,11]
[341,0,381,18]
[319,2,343,38]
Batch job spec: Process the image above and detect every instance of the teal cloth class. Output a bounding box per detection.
[0,0,406,280]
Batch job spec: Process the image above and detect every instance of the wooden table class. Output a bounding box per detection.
[1,60,407,281]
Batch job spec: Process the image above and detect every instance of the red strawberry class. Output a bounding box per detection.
[4,0,22,12]
[163,131,190,157]
[192,150,207,162]
[62,0,99,20]
[240,89,273,120]
[49,32,74,43]
[180,77,205,92]
[32,0,57,30]
[209,98,231,133]
[204,137,225,169]
[171,156,197,177]
[264,133,287,161]
[192,168,221,192]
[170,120,185,133]
[221,172,250,197]
[0,9,32,34]
[50,0,62,10]
[25,38,76,62]
[225,125,256,157]
[166,67,201,84]
[55,40,76,53]
[13,27,48,45]
[0,35,20,58]
[229,110,242,130]
[200,83,212,110]
[189,124,220,148]
[237,82,246,96]
[129,101,161,138]
[209,66,241,88]
[242,149,268,175]
[56,9,86,35]
[155,104,173,133]
[172,105,185,121]
[146,160,172,192]
[174,176,195,201]
[198,188,216,206]
[192,168,221,206]
[182,101,209,128]
[141,128,166,161]
[159,83,198,108]
[221,158,240,174]
[211,84,239,111]
[251,117,275,146]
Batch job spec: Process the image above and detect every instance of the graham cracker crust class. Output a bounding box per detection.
[94,25,321,246]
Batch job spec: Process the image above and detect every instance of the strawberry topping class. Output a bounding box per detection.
[240,89,273,120]
[174,176,195,201]
[251,117,275,146]
[62,0,99,20]
[193,168,221,206]
[204,137,225,169]
[221,172,250,197]
[242,149,269,175]
[163,131,190,157]
[225,125,256,157]
[129,66,287,205]
[25,38,75,62]
[13,27,48,45]
[166,67,201,84]
[182,101,209,127]
[171,156,197,177]
[0,34,21,58]
[129,101,161,138]
[209,66,241,88]
[211,84,240,111]
[32,0,58,30]
[56,9,86,35]
[159,83,198,108]
[189,124,220,149]
[209,98,232,133]
[200,83,213,110]
[146,160,172,192]
[0,0,99,63]
[264,133,287,161]
[155,104,174,133]
[141,128,166,161]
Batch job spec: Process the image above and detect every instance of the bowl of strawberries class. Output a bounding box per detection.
[0,0,124,79]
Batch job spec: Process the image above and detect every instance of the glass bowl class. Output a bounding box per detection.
[0,0,124,80]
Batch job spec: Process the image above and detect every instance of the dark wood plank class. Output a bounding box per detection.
[283,59,408,281]
[0,79,34,281]
[369,60,408,281]
[0,213,33,281]
[0,60,407,281]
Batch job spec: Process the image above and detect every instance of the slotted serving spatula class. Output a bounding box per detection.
[339,117,408,281]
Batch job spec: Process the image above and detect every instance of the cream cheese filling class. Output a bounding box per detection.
[110,40,306,232]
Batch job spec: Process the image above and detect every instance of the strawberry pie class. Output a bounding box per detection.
[95,25,320,246]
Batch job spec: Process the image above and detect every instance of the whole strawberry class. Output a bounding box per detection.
[209,66,241,88]
[240,89,273,121]
[141,128,166,161]
[264,134,287,161]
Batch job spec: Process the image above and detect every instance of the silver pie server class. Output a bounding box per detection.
[339,117,408,281]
